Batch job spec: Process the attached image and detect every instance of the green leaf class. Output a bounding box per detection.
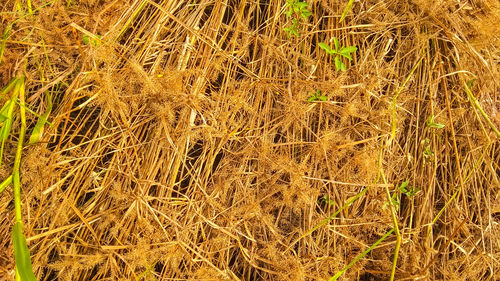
[318,42,332,52]
[0,77,18,96]
[334,56,346,71]
[339,52,352,60]
[333,37,340,51]
[340,46,357,54]
[82,34,90,45]
[427,115,445,129]
[13,222,38,281]
[1,99,15,141]
[301,10,312,18]
[0,99,13,122]
[29,92,52,145]
[295,2,309,9]
[397,181,409,193]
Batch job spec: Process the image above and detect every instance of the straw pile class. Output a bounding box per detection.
[0,0,498,280]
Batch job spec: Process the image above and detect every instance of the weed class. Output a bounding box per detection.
[383,181,419,211]
[319,195,335,206]
[283,0,312,37]
[329,228,394,280]
[307,89,327,102]
[427,115,445,129]
[397,180,419,197]
[422,138,434,162]
[82,34,101,46]
[318,38,357,71]
[0,77,41,281]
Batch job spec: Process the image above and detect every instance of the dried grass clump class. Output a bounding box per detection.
[0,0,498,280]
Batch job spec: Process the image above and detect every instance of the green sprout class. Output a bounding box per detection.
[283,0,312,37]
[383,181,419,211]
[319,195,335,206]
[318,38,357,71]
[427,115,445,129]
[82,34,101,46]
[397,181,419,197]
[422,138,434,162]
[307,90,327,102]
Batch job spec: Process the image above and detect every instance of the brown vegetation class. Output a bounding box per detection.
[0,0,499,280]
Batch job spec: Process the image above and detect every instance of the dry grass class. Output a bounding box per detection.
[0,0,499,280]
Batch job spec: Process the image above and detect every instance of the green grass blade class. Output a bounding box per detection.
[0,175,12,194]
[12,222,37,281]
[29,92,52,144]
[339,0,355,23]
[288,187,369,250]
[0,25,12,65]
[1,77,18,96]
[329,228,394,281]
[0,79,21,167]
[0,99,13,122]
[464,81,500,138]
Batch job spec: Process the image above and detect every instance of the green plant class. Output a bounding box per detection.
[318,38,357,71]
[422,138,434,162]
[427,115,445,129]
[397,180,419,197]
[383,193,400,211]
[329,228,394,280]
[319,195,335,206]
[0,76,49,281]
[383,181,420,211]
[307,89,327,102]
[82,34,101,46]
[283,0,312,37]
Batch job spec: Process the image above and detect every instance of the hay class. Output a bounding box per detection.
[0,0,499,280]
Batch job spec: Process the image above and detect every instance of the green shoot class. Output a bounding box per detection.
[318,39,357,71]
[383,181,419,211]
[82,34,101,46]
[464,80,500,138]
[0,79,21,167]
[422,138,434,162]
[307,90,327,102]
[319,195,335,206]
[329,228,394,280]
[283,19,299,37]
[339,0,355,23]
[13,222,37,281]
[427,115,445,129]
[397,180,419,197]
[288,187,369,250]
[283,0,312,37]
[383,193,400,211]
[0,77,38,280]
[13,77,38,281]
